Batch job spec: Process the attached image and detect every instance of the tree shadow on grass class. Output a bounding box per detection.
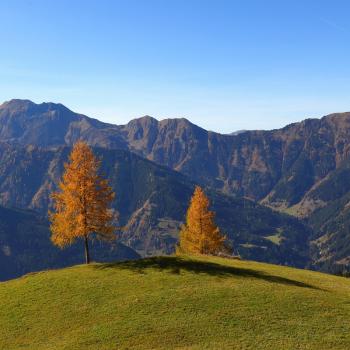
[93,256,322,290]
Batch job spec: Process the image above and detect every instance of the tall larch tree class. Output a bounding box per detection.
[178,186,226,255]
[49,141,115,264]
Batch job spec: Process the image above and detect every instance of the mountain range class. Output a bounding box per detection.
[1,99,350,278]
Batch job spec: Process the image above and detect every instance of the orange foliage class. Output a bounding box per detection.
[178,186,225,255]
[49,141,115,263]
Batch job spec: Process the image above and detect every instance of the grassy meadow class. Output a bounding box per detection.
[1,255,350,349]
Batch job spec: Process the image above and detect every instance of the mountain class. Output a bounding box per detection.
[122,112,350,209]
[230,129,248,135]
[2,100,350,205]
[0,142,311,280]
[2,99,350,272]
[0,99,126,148]
[0,205,140,281]
[1,255,350,349]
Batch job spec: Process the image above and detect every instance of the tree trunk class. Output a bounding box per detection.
[199,216,204,254]
[84,236,90,264]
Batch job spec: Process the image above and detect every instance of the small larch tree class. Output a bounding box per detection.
[178,186,226,255]
[49,141,115,264]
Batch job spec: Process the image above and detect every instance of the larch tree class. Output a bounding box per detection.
[49,141,115,264]
[178,186,226,255]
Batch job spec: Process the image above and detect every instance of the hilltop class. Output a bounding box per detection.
[1,255,350,350]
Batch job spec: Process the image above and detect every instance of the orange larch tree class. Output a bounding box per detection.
[178,186,226,255]
[49,141,115,264]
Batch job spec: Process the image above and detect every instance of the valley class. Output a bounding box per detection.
[1,99,350,277]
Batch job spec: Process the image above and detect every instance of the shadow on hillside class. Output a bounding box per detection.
[93,256,321,290]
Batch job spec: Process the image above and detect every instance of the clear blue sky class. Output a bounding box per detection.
[0,0,349,133]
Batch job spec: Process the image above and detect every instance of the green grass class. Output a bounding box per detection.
[1,255,350,350]
[264,230,283,245]
[264,234,282,245]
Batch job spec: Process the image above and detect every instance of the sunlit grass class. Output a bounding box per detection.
[1,255,350,349]
[265,233,282,245]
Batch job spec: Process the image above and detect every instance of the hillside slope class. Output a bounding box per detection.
[3,99,350,271]
[1,255,350,350]
[0,205,140,281]
[0,143,311,276]
[2,99,350,207]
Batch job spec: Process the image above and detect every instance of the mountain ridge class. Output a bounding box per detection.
[3,99,350,210]
[0,141,311,277]
[2,99,350,273]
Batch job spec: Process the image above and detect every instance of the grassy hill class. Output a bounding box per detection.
[1,255,350,350]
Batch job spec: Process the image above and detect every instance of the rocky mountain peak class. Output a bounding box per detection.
[0,99,73,118]
[126,115,158,128]
[0,99,35,111]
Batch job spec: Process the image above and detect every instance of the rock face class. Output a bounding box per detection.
[2,99,350,272]
[2,99,350,207]
[0,99,126,148]
[121,113,350,209]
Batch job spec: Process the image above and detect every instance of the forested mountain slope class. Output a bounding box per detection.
[0,205,140,281]
[0,143,311,280]
[2,99,350,210]
[2,99,350,273]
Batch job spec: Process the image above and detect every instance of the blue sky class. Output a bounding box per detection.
[0,0,349,133]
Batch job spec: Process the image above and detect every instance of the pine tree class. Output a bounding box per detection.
[49,141,115,264]
[178,186,225,255]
